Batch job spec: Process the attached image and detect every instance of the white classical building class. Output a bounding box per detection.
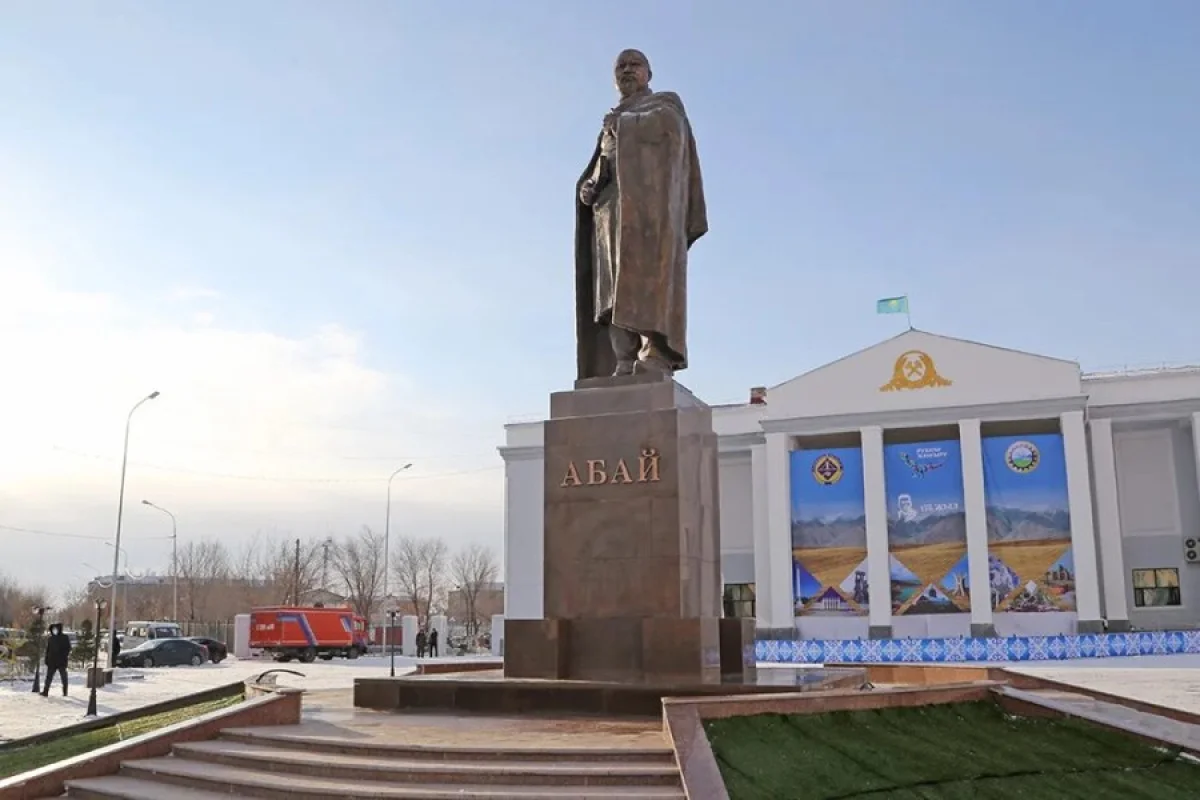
[500,331,1200,640]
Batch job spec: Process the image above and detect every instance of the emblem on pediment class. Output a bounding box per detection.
[880,350,952,392]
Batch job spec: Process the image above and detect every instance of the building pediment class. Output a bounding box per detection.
[765,330,1082,421]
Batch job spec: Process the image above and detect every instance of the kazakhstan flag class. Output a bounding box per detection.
[876,296,909,315]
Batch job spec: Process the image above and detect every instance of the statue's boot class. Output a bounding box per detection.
[635,338,675,376]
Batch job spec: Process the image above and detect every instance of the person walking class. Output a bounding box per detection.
[416,628,427,659]
[42,623,72,697]
[429,628,439,658]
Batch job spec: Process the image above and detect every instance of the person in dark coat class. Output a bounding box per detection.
[416,628,427,658]
[42,623,72,697]
[429,628,439,658]
[111,631,121,661]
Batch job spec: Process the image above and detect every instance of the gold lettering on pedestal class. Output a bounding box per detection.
[586,460,607,485]
[638,448,660,483]
[558,448,661,487]
[609,459,633,484]
[560,462,582,487]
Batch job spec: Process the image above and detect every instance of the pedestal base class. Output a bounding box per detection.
[356,666,864,717]
[507,616,750,684]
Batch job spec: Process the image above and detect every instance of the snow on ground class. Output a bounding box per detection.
[0,654,498,742]
[1010,653,1200,715]
[3,653,1198,744]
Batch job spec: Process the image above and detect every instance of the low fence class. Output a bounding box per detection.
[178,619,235,643]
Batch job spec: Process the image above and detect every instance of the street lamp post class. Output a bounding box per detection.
[105,541,131,623]
[86,598,107,716]
[141,500,178,622]
[107,391,160,669]
[383,463,412,664]
[388,610,397,677]
[29,606,47,694]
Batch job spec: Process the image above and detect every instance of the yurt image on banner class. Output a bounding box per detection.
[790,448,868,616]
[982,434,1075,612]
[882,440,969,615]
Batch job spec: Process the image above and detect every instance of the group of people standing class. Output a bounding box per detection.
[415,627,439,658]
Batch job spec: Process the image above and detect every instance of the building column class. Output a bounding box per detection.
[498,445,545,620]
[1192,413,1200,526]
[1061,410,1104,632]
[958,419,995,637]
[763,432,796,638]
[750,441,774,633]
[860,426,892,639]
[1089,418,1130,631]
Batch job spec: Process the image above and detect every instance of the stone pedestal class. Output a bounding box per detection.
[505,372,750,684]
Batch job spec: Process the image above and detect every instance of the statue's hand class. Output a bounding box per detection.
[579,179,598,206]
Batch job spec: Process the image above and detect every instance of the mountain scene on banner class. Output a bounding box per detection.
[793,515,867,548]
[888,510,966,546]
[986,507,1071,541]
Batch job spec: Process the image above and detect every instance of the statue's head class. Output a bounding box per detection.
[614,49,651,98]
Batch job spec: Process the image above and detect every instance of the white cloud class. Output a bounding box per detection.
[169,286,222,302]
[0,269,503,596]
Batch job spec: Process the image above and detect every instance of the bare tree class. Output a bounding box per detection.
[331,527,385,622]
[255,537,324,606]
[176,539,231,622]
[391,536,448,627]
[449,543,499,637]
[58,584,94,629]
[0,574,49,628]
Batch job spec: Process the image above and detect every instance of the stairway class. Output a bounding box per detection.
[62,726,685,799]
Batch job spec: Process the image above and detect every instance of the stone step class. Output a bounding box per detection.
[93,757,686,799]
[66,775,238,799]
[172,739,682,787]
[220,727,677,764]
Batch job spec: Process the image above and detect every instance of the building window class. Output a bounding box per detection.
[1132,568,1182,608]
[723,584,756,619]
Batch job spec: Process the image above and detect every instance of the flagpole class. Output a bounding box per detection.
[905,294,912,330]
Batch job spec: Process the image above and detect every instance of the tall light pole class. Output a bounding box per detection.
[107,390,160,669]
[383,463,412,661]
[141,500,178,621]
[105,542,131,623]
[86,598,107,716]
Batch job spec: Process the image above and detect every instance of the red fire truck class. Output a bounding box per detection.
[249,606,369,663]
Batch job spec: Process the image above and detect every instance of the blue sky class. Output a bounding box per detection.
[981,433,1070,512]
[1,2,1198,593]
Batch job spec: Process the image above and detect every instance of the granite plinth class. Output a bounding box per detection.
[505,617,724,684]
[354,666,865,718]
[506,373,739,684]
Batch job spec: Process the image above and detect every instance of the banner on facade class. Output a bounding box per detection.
[982,434,1074,612]
[883,440,969,615]
[790,448,868,616]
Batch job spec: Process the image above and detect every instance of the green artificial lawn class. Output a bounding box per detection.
[0,695,241,779]
[705,701,1200,799]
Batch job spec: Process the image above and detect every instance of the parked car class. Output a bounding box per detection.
[116,638,209,668]
[188,637,228,663]
[122,621,184,649]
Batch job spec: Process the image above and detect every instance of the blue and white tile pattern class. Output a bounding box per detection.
[756,630,1200,663]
